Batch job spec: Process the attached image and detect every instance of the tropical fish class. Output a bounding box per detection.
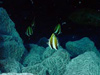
[25,26,33,37]
[54,23,61,35]
[25,17,35,37]
[48,33,59,50]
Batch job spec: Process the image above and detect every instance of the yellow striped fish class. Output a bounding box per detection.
[54,23,61,35]
[25,26,33,37]
[48,33,59,50]
[25,18,35,37]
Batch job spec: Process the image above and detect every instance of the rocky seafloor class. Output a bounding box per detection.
[0,7,100,75]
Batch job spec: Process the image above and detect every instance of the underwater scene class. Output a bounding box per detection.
[0,0,100,75]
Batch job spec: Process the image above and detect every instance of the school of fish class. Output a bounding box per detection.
[26,21,62,50]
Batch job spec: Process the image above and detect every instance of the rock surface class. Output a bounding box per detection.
[23,51,42,66]
[0,8,23,43]
[22,47,70,75]
[64,51,100,75]
[0,7,26,61]
[0,73,33,75]
[0,58,22,73]
[22,63,47,75]
[29,44,45,56]
[42,49,70,75]
[42,47,56,60]
[66,37,100,57]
